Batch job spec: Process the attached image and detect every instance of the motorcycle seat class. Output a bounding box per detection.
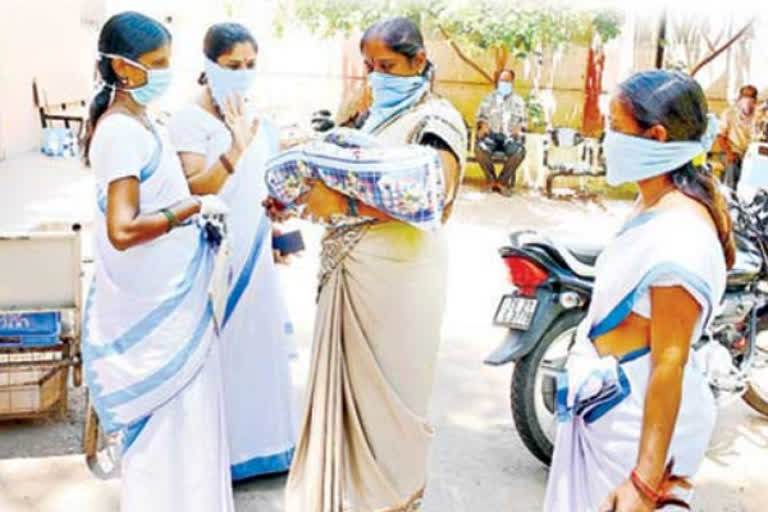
[546,233,604,277]
[514,231,601,278]
[564,244,601,267]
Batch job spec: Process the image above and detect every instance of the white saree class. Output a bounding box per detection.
[268,93,467,512]
[543,209,727,511]
[84,115,233,512]
[169,104,298,480]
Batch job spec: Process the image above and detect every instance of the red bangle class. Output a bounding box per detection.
[219,153,235,174]
[630,469,661,504]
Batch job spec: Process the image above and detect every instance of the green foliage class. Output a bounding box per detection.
[277,0,624,61]
[524,92,547,133]
[591,9,624,43]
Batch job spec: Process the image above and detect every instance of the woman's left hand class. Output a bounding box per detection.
[294,179,346,224]
[599,480,655,512]
[272,228,292,265]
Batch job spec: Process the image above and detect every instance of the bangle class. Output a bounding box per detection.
[161,208,179,232]
[219,153,235,174]
[630,469,661,504]
[346,196,358,217]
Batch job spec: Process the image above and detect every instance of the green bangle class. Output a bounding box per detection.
[162,208,179,232]
[346,196,358,217]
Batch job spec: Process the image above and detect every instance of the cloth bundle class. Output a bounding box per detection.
[265,128,446,231]
[554,339,635,424]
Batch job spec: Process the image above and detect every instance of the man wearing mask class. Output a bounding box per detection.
[475,69,527,196]
[717,84,758,189]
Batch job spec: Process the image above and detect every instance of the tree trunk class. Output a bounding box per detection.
[436,24,495,84]
[655,9,667,69]
[582,39,605,137]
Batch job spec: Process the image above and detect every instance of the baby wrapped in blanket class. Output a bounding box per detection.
[265,128,446,231]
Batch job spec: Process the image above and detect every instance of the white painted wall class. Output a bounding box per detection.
[0,0,97,159]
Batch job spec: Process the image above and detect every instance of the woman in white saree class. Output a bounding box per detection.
[169,22,297,482]
[265,17,467,512]
[544,70,735,512]
[82,12,233,512]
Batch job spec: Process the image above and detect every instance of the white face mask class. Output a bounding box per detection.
[203,57,257,108]
[603,114,719,186]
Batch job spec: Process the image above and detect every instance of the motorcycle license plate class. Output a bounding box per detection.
[494,294,538,330]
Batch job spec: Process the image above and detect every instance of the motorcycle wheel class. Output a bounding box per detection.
[743,386,768,415]
[510,310,584,466]
[743,319,768,416]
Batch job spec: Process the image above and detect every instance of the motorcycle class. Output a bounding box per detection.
[484,189,768,465]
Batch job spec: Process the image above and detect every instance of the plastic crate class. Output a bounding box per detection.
[0,312,61,348]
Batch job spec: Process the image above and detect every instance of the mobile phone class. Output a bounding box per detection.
[272,230,305,256]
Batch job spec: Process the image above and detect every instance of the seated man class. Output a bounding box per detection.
[475,69,527,196]
[717,84,758,189]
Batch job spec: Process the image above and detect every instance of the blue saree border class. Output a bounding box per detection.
[222,214,270,328]
[231,446,295,481]
[588,262,712,340]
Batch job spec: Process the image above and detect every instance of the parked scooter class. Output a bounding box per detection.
[485,189,768,465]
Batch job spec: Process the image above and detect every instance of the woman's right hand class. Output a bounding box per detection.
[222,94,259,153]
[197,194,230,218]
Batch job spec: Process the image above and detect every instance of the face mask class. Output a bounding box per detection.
[367,72,428,109]
[603,114,719,186]
[362,72,429,133]
[497,81,513,96]
[203,57,257,108]
[101,53,173,106]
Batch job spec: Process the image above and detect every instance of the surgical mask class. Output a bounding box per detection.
[101,53,173,106]
[497,81,513,96]
[203,57,257,108]
[367,72,428,109]
[362,72,429,133]
[603,114,719,186]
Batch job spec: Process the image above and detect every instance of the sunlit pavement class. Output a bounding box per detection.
[0,153,765,511]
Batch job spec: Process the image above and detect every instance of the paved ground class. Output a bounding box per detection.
[0,152,766,511]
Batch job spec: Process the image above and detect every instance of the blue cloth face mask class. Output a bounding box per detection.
[603,114,719,186]
[363,71,429,133]
[203,57,257,108]
[497,81,513,96]
[102,53,172,106]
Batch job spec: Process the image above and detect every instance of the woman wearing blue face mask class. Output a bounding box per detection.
[168,22,298,483]
[277,17,467,512]
[82,11,234,512]
[543,70,734,512]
